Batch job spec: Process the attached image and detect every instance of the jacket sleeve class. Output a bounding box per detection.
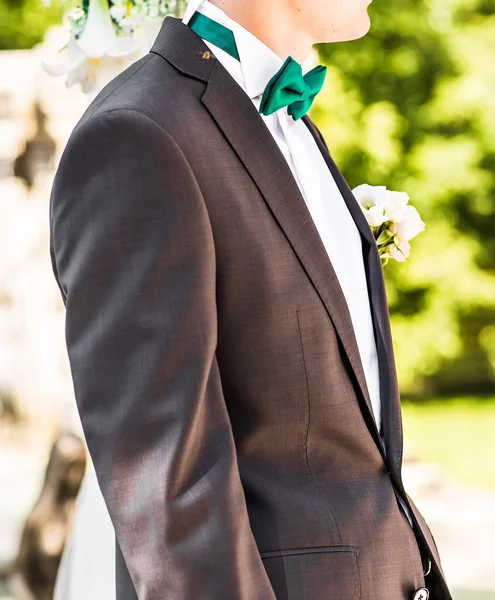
[49,108,277,600]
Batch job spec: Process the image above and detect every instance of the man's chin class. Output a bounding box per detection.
[319,14,372,44]
[351,14,372,41]
[339,14,372,43]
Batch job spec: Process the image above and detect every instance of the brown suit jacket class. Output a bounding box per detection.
[49,15,452,600]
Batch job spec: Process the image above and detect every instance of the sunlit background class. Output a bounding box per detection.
[1,0,494,598]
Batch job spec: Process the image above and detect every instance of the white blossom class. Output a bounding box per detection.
[42,0,148,95]
[42,35,99,93]
[76,0,141,58]
[41,0,176,95]
[390,205,426,242]
[366,205,387,227]
[352,183,425,264]
[353,183,410,225]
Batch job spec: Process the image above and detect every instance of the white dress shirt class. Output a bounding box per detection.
[182,1,383,433]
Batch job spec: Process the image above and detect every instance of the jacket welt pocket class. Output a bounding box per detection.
[260,545,360,600]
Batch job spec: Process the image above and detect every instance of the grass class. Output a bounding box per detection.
[401,396,495,489]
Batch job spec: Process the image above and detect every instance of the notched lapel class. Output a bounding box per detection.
[201,61,384,453]
[150,16,215,83]
[302,115,403,473]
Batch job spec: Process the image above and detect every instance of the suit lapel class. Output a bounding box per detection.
[303,116,404,475]
[150,16,387,459]
[367,249,404,476]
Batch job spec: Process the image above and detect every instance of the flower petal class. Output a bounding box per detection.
[41,54,86,76]
[390,205,425,241]
[367,205,387,227]
[76,0,141,57]
[387,239,410,262]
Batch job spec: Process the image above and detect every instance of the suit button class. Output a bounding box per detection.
[413,588,429,600]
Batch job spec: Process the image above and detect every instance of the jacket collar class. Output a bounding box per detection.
[150,15,216,83]
[182,0,286,101]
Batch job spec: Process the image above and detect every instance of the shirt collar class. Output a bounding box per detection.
[183,0,286,100]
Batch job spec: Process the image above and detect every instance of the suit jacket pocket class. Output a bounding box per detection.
[260,545,360,600]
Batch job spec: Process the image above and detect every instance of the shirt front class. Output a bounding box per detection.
[182,1,382,433]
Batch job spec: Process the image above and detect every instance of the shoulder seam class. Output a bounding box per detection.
[91,108,187,166]
[94,107,172,137]
[83,53,155,120]
[91,109,201,206]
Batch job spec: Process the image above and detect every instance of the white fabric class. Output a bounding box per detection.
[183,0,383,432]
[53,459,116,600]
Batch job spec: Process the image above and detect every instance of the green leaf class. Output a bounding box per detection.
[376,229,395,245]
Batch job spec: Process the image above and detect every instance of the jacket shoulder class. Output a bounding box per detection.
[74,51,204,136]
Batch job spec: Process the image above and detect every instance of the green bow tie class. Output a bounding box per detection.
[259,57,327,121]
[188,12,327,121]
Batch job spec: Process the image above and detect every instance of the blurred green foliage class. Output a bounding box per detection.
[315,0,495,396]
[402,397,495,487]
[0,0,64,49]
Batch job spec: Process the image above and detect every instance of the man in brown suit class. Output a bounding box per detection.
[49,0,452,598]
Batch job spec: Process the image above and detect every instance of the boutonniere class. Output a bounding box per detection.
[352,184,425,265]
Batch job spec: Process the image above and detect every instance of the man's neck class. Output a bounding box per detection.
[208,0,314,63]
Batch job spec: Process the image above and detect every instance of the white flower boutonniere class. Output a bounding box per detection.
[352,184,425,265]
